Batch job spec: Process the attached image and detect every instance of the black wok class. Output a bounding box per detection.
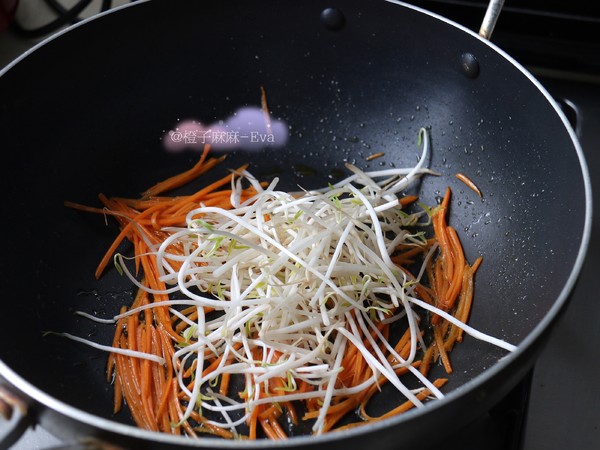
[0,0,591,449]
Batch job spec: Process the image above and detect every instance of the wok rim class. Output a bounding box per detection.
[0,0,593,447]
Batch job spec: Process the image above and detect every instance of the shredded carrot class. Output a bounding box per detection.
[67,141,481,440]
[366,152,385,161]
[456,172,482,198]
[399,194,419,207]
[141,145,213,198]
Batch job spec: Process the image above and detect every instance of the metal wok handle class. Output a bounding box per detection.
[479,0,505,40]
[1,386,116,450]
[1,387,117,449]
[0,385,29,450]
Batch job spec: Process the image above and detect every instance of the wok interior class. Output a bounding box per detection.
[0,0,587,433]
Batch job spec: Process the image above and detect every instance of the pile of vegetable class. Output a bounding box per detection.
[65,130,515,439]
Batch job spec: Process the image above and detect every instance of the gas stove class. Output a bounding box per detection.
[1,1,599,449]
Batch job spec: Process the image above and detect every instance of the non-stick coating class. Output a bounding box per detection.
[0,0,589,448]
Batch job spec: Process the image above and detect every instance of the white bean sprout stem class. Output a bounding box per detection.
[68,127,516,436]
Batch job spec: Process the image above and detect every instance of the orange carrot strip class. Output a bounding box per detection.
[140,324,155,425]
[155,331,175,422]
[366,152,385,161]
[260,418,280,440]
[190,411,235,439]
[259,404,282,421]
[443,226,465,309]
[266,417,288,440]
[457,262,478,343]
[372,378,448,422]
[107,304,127,383]
[248,402,260,440]
[399,195,419,207]
[94,221,135,279]
[171,379,197,437]
[141,145,212,198]
[115,340,152,430]
[419,345,436,377]
[63,200,120,216]
[456,172,482,198]
[472,255,483,273]
[434,324,452,374]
